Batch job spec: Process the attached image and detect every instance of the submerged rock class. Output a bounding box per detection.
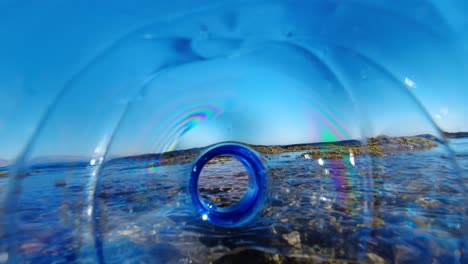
[364,253,385,264]
[213,248,281,264]
[213,248,350,264]
[282,231,301,249]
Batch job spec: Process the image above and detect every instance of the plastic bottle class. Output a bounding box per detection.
[0,1,466,263]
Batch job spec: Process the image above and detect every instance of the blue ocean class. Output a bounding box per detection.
[0,137,466,263]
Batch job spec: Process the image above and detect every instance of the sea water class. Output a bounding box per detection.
[1,138,466,263]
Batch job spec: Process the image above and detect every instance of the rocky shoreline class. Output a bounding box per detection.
[137,135,438,168]
[0,135,439,174]
[442,131,468,138]
[295,135,437,160]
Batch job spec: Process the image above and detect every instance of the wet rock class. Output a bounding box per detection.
[20,241,45,255]
[0,252,8,263]
[213,248,281,264]
[371,217,385,228]
[206,156,234,165]
[118,229,134,236]
[54,179,67,187]
[392,243,426,263]
[206,159,218,165]
[364,253,385,264]
[282,231,301,249]
[104,242,182,263]
[299,149,343,160]
[213,248,350,264]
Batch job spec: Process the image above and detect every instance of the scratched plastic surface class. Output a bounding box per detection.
[0,1,467,263]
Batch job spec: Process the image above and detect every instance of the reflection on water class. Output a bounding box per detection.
[1,137,467,263]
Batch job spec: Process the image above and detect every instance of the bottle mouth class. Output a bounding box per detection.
[189,143,267,227]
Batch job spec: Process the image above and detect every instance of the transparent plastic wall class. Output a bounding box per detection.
[0,1,466,263]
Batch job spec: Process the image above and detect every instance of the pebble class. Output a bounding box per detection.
[20,242,44,255]
[118,230,134,236]
[364,253,385,264]
[282,231,301,249]
[0,252,8,263]
[393,243,423,263]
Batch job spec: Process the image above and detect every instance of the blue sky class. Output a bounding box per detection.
[0,0,467,160]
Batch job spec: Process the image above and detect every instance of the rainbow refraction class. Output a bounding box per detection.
[302,92,359,212]
[146,105,222,173]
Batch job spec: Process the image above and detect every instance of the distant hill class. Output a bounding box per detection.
[442,131,468,138]
[29,155,89,164]
[0,159,10,167]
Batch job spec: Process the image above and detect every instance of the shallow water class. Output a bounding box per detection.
[1,138,467,263]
